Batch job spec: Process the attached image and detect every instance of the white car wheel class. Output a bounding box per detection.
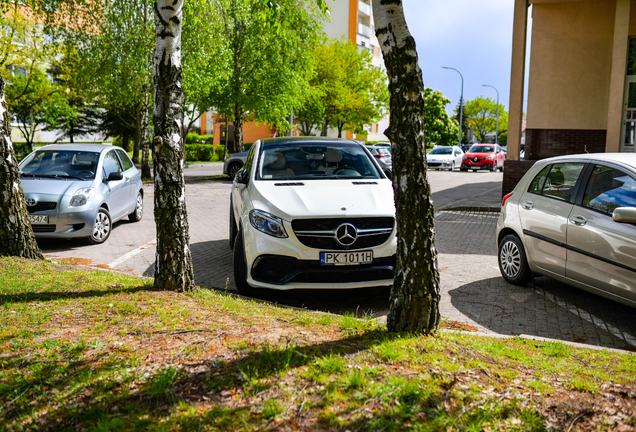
[88,208,112,245]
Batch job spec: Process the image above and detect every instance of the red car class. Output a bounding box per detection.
[460,144,505,172]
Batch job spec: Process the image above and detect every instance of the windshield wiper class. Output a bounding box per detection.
[21,174,86,180]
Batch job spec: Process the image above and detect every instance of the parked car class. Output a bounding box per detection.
[368,147,392,169]
[460,144,505,172]
[19,144,143,244]
[373,142,392,150]
[426,145,464,171]
[497,153,636,308]
[229,137,396,296]
[223,151,248,180]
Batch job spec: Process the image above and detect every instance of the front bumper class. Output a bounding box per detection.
[427,160,453,169]
[25,193,98,239]
[242,217,397,290]
[461,161,493,170]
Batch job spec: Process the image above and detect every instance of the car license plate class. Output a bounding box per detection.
[28,215,48,224]
[320,251,373,265]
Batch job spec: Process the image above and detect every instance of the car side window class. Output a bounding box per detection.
[528,163,585,202]
[115,149,134,171]
[582,165,636,215]
[103,150,123,177]
[244,145,256,174]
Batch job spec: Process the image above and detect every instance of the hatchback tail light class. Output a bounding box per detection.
[374,154,388,158]
[501,192,514,207]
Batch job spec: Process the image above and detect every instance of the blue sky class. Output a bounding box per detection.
[401,0,517,113]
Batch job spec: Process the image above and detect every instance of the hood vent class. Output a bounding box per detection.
[274,182,305,186]
[352,182,378,185]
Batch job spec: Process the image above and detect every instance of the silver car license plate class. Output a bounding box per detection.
[320,251,373,265]
[28,215,48,224]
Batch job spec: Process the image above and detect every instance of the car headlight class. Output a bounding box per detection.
[69,188,94,207]
[462,156,469,161]
[249,210,288,238]
[486,155,495,160]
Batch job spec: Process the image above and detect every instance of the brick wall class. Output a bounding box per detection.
[525,129,606,161]
[502,160,537,198]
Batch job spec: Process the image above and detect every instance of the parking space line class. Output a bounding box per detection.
[108,239,157,269]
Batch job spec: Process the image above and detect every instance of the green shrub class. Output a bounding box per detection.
[186,133,214,144]
[184,144,225,162]
[14,143,32,162]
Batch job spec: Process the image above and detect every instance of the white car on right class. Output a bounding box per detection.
[426,145,464,171]
[497,153,636,308]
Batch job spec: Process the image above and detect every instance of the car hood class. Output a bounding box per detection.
[21,178,93,198]
[464,152,495,158]
[426,154,454,160]
[250,179,396,221]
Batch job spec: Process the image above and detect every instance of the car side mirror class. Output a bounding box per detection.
[236,169,249,185]
[612,207,636,224]
[106,172,123,182]
[383,168,393,180]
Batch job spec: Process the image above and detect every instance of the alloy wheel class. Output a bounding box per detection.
[92,211,111,242]
[499,239,521,278]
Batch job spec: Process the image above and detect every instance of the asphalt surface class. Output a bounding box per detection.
[38,168,636,352]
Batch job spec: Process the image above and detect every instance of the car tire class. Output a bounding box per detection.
[460,165,468,172]
[229,205,237,250]
[128,192,143,222]
[450,161,456,171]
[87,208,112,245]
[233,229,257,297]
[228,163,243,181]
[491,162,497,172]
[498,234,533,285]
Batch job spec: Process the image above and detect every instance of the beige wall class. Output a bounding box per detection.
[527,0,615,130]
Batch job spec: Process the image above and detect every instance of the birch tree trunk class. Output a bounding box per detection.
[152,0,195,292]
[372,0,440,333]
[141,91,151,179]
[233,106,244,153]
[0,75,43,260]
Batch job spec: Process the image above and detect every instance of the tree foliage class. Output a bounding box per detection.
[422,88,459,146]
[463,96,508,143]
[297,39,389,138]
[206,0,325,151]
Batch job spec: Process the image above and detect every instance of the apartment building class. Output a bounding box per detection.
[504,0,636,194]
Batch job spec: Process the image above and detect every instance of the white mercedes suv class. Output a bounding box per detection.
[229,137,397,296]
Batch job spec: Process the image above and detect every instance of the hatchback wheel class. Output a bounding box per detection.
[128,192,143,222]
[233,230,257,297]
[88,208,112,244]
[498,234,533,285]
[450,161,456,171]
[228,163,242,181]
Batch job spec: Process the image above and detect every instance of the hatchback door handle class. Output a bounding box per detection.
[521,201,534,210]
[569,215,587,226]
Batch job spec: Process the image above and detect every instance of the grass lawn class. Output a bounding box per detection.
[1,257,634,431]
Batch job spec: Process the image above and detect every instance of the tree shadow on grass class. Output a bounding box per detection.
[0,284,157,304]
[1,329,406,431]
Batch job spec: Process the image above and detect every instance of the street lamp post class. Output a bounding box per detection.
[482,84,500,144]
[442,66,464,146]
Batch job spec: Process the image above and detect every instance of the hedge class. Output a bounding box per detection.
[184,144,225,162]
[186,133,214,144]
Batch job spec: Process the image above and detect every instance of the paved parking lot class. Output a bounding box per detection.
[39,170,636,351]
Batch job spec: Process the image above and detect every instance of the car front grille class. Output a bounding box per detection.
[251,254,396,285]
[467,157,485,163]
[428,162,442,167]
[291,217,394,250]
[26,202,57,213]
[31,225,56,233]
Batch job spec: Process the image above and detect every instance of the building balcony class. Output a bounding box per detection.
[358,1,371,17]
[358,23,371,37]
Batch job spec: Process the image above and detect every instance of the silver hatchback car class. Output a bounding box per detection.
[19,144,144,244]
[497,153,636,308]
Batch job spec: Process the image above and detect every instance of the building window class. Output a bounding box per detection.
[627,38,636,76]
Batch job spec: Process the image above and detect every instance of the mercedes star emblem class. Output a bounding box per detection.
[335,223,357,246]
[25,198,36,206]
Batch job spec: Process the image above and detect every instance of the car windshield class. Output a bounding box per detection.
[20,150,100,180]
[256,142,381,180]
[428,147,453,155]
[468,145,495,153]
